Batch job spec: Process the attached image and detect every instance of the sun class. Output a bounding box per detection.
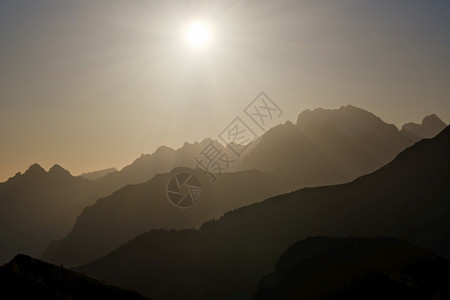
[183,20,213,50]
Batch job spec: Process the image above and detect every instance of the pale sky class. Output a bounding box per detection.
[1,0,449,181]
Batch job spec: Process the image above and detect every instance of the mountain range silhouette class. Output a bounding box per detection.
[0,105,447,298]
[74,124,450,298]
[80,168,118,181]
[0,164,101,264]
[40,106,446,267]
[42,168,289,266]
[241,105,446,187]
[0,140,226,264]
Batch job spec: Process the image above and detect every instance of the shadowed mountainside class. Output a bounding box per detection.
[241,105,446,188]
[0,165,102,264]
[96,107,446,192]
[43,106,447,267]
[42,169,289,267]
[0,254,145,299]
[3,106,444,268]
[401,114,447,142]
[94,139,230,192]
[255,236,450,299]
[0,139,226,265]
[76,126,449,299]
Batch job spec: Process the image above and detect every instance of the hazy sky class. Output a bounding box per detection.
[1,0,449,181]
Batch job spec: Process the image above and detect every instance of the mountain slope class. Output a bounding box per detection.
[0,139,230,265]
[77,126,450,299]
[49,106,438,266]
[255,237,450,299]
[43,169,289,267]
[401,114,447,142]
[80,168,118,180]
[94,139,230,192]
[0,254,145,299]
[0,164,103,264]
[241,105,422,187]
[16,105,443,267]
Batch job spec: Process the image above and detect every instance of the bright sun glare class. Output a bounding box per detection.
[183,20,213,50]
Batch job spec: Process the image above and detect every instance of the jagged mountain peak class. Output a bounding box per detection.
[401,114,447,141]
[154,145,176,155]
[295,105,397,138]
[24,163,46,176]
[48,164,71,176]
[297,105,373,121]
[422,114,446,127]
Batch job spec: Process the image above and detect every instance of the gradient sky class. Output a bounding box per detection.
[1,0,449,181]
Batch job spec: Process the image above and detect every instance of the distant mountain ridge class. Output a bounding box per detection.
[41,105,447,267]
[76,126,450,299]
[93,139,229,192]
[241,105,447,188]
[42,168,289,267]
[70,106,448,191]
[0,140,227,264]
[401,114,447,142]
[297,105,400,137]
[0,164,101,264]
[1,105,445,267]
[80,168,118,180]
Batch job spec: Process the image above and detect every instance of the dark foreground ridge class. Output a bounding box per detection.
[0,254,146,300]
[256,236,450,299]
